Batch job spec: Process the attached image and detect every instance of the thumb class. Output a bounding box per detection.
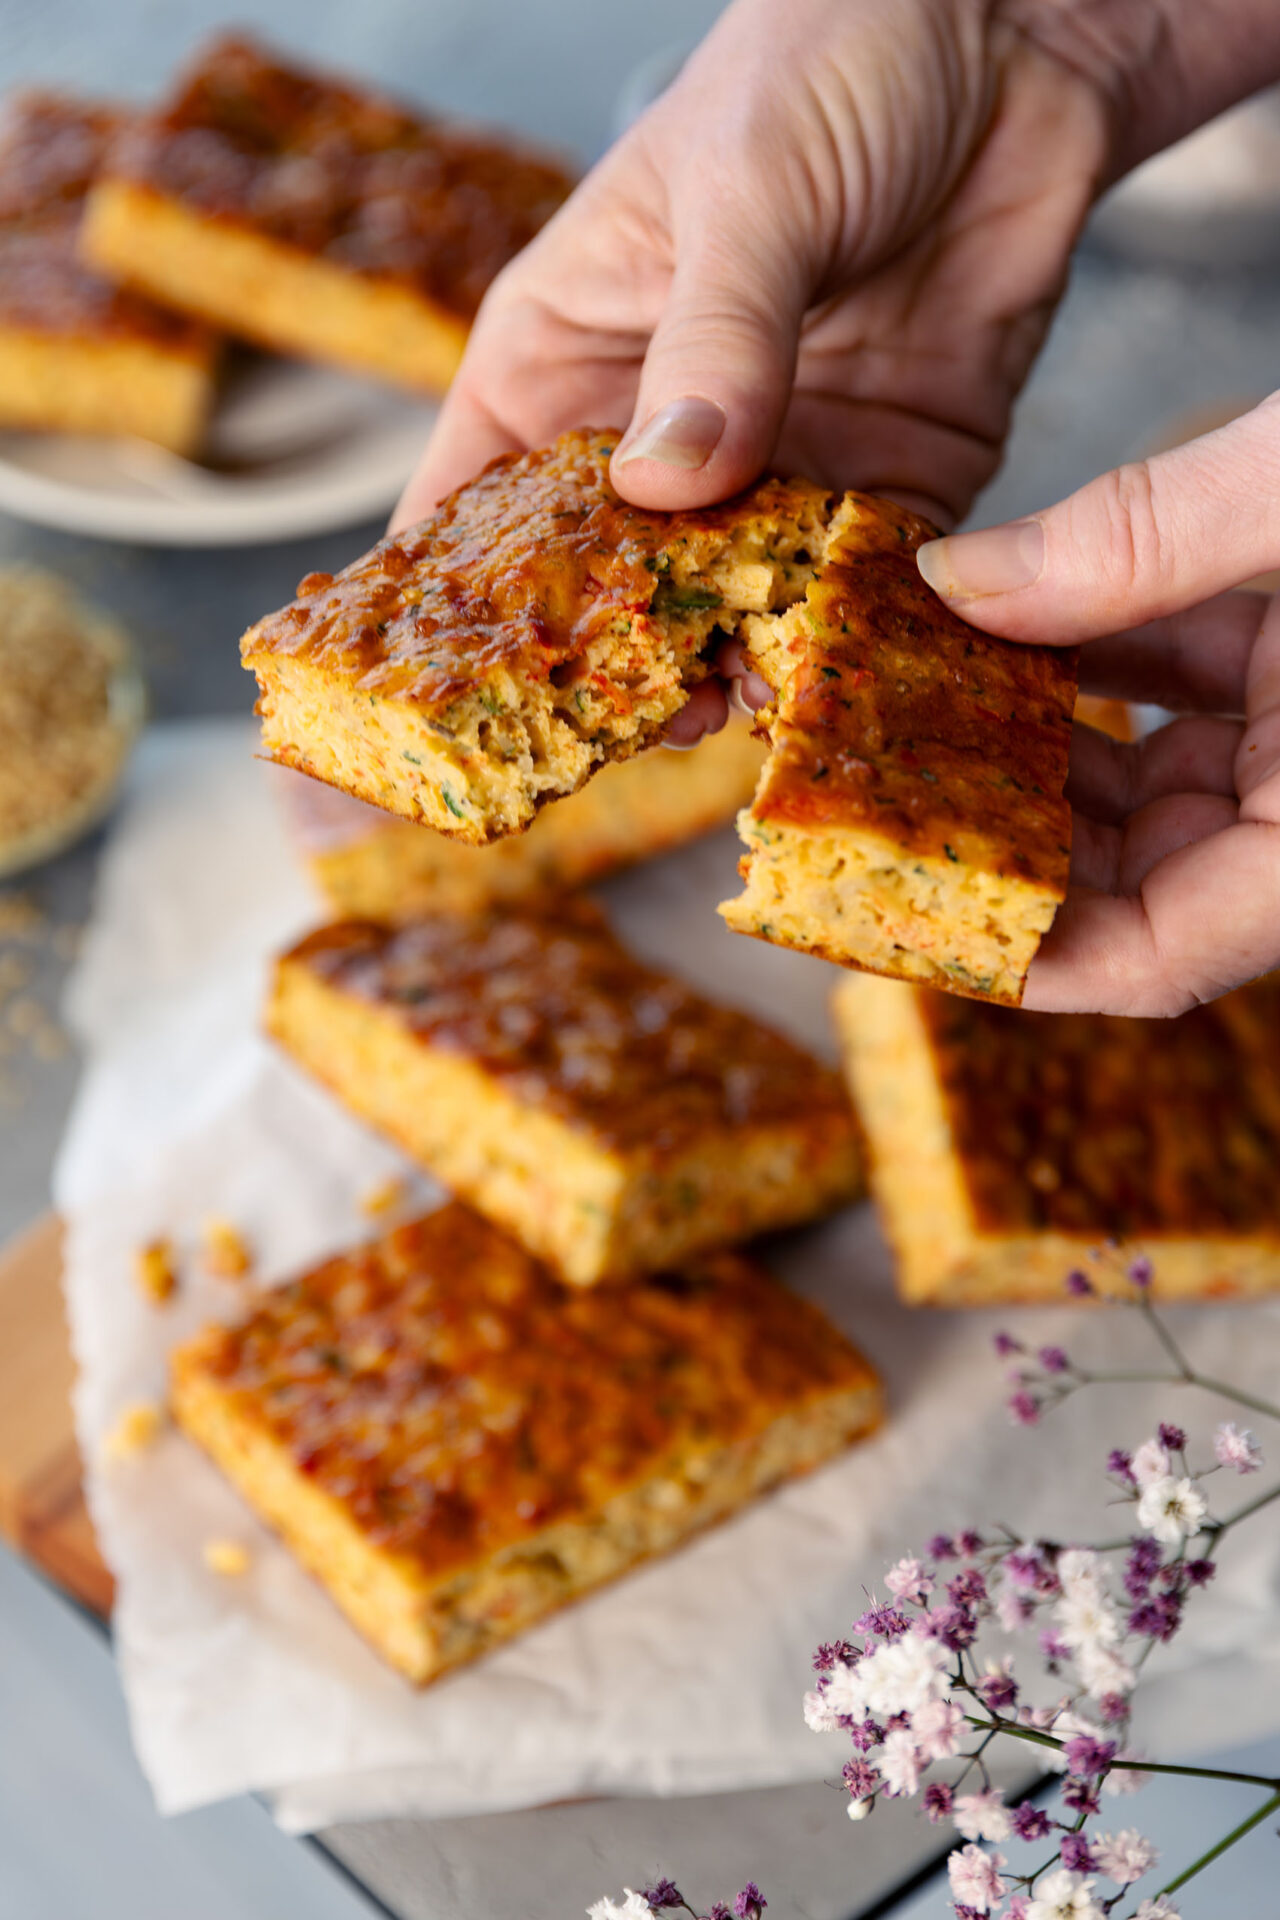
[916,393,1280,643]
[609,198,809,509]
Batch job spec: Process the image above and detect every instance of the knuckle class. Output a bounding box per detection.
[1090,459,1176,599]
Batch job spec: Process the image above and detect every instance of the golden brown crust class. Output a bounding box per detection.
[0,92,211,354]
[172,1204,881,1585]
[924,977,1280,1237]
[96,35,572,323]
[751,496,1076,886]
[243,428,826,715]
[279,904,853,1159]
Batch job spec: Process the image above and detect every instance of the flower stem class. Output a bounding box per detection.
[961,1715,1280,1790]
[1156,1786,1280,1899]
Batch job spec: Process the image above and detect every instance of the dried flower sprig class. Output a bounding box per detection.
[800,1258,1280,1918]
[588,1881,766,1919]
[591,1258,1279,1920]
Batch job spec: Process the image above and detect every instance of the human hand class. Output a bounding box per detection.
[916,396,1280,1016]
[394,0,1123,739]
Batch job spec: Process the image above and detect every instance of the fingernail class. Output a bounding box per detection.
[728,672,772,717]
[917,519,1044,601]
[615,397,726,471]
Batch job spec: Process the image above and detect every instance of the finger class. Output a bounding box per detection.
[1066,715,1242,825]
[391,383,524,531]
[1025,818,1280,1016]
[1239,591,1280,815]
[715,639,774,712]
[609,196,809,511]
[664,679,729,747]
[916,391,1280,642]
[1078,591,1265,715]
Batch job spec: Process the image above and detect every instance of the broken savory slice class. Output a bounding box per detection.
[170,1204,883,1683]
[241,427,1076,1003]
[0,93,217,452]
[721,492,1076,1004]
[266,903,862,1286]
[80,35,572,394]
[284,716,767,920]
[834,970,1280,1306]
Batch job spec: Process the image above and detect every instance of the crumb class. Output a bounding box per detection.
[201,1216,253,1279]
[134,1237,178,1305]
[5,995,42,1038]
[104,1400,164,1460]
[30,1023,70,1061]
[360,1174,408,1217]
[203,1538,251,1577]
[0,893,43,940]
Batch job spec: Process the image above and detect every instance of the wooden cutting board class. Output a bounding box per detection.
[0,1212,113,1615]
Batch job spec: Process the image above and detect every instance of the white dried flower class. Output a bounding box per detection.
[1136,1475,1208,1545]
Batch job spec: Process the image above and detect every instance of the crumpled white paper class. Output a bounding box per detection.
[56,719,1280,1830]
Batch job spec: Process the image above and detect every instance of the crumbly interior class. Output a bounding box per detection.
[0,325,211,451]
[172,1350,878,1684]
[250,499,831,845]
[268,957,860,1285]
[82,179,470,394]
[834,974,1280,1306]
[300,720,766,920]
[725,813,1058,1005]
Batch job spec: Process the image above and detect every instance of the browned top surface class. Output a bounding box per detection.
[175,1205,876,1581]
[0,92,210,350]
[923,976,1280,1234]
[241,426,828,711]
[754,497,1076,884]
[279,904,856,1156]
[104,35,573,317]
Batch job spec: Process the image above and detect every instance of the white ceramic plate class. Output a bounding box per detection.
[0,354,438,547]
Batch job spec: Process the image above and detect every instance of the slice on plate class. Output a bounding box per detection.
[170,1203,883,1683]
[834,970,1280,1305]
[242,428,1076,1004]
[284,716,766,920]
[266,901,862,1286]
[0,93,217,453]
[81,34,573,394]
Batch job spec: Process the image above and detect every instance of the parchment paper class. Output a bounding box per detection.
[55,720,1280,1828]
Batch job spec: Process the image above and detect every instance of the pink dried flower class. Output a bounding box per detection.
[1092,1828,1158,1885]
[732,1883,766,1920]
[1130,1439,1171,1489]
[1038,1346,1071,1374]
[1127,1256,1154,1288]
[947,1845,1006,1913]
[1214,1422,1263,1474]
[923,1781,954,1822]
[1009,1391,1041,1426]
[953,1789,1012,1843]
[1157,1423,1186,1453]
[1059,1833,1095,1872]
[994,1332,1023,1357]
[884,1556,932,1606]
[1064,1732,1117,1778]
[879,1727,922,1797]
[1107,1448,1136,1485]
[1065,1270,1094,1297]
[1011,1803,1052,1841]
[912,1697,965,1761]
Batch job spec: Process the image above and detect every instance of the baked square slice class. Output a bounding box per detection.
[81,35,573,395]
[285,716,767,920]
[834,970,1280,1305]
[170,1204,883,1683]
[0,93,217,452]
[241,428,1075,1004]
[267,902,862,1286]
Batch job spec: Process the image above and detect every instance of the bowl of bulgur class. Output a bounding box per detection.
[0,565,145,879]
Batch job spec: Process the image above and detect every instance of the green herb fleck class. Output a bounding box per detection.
[402,750,423,766]
[943,843,959,863]
[442,787,465,819]
[821,665,840,679]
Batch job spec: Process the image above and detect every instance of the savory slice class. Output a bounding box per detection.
[285,717,767,919]
[242,428,1076,1004]
[835,970,1280,1305]
[266,903,862,1286]
[170,1204,883,1683]
[80,35,572,394]
[0,93,217,452]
